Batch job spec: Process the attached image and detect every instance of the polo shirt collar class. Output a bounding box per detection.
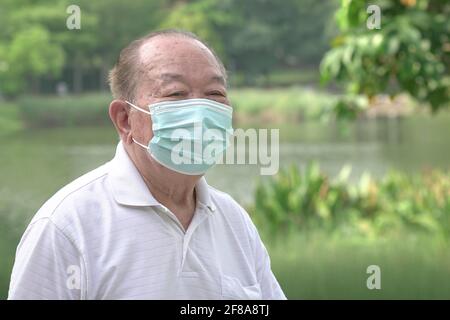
[195,176,216,213]
[108,141,215,212]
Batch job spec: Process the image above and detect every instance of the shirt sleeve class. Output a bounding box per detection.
[8,218,86,300]
[240,207,287,300]
[253,229,287,300]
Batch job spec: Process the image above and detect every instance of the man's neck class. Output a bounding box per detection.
[145,174,197,231]
[125,143,200,230]
[142,171,197,208]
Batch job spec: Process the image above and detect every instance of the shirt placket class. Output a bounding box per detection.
[157,203,210,274]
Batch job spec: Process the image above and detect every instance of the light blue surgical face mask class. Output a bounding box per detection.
[126,98,234,175]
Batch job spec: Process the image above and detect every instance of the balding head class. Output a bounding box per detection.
[108,29,227,102]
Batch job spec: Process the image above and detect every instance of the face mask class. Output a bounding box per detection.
[126,98,234,175]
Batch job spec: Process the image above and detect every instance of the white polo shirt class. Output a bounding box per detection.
[8,141,286,300]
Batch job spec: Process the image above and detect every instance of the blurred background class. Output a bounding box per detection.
[0,0,449,299]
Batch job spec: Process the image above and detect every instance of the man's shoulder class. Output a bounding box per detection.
[31,162,112,225]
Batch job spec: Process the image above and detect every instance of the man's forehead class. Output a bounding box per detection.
[137,39,224,84]
[138,35,216,67]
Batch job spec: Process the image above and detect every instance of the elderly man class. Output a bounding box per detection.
[8,30,286,300]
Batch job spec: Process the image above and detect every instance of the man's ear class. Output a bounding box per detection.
[109,100,133,144]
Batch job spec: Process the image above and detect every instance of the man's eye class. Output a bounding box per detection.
[167,92,185,97]
[208,91,225,97]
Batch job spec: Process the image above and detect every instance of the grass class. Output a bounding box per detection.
[267,231,450,299]
[18,93,112,128]
[7,87,337,129]
[0,190,31,299]
[229,69,320,87]
[229,86,337,124]
[0,102,22,136]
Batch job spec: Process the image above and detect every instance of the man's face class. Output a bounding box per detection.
[128,36,229,175]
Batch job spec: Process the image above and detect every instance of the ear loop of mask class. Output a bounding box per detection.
[125,100,152,151]
[131,138,150,150]
[125,100,152,115]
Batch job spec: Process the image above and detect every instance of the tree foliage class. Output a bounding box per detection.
[0,0,68,95]
[0,0,336,96]
[321,0,450,113]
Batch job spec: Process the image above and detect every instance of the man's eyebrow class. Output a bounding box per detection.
[159,73,185,85]
[158,73,226,86]
[210,75,226,86]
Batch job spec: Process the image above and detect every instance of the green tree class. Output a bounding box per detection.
[85,0,166,91]
[223,0,336,84]
[5,26,64,94]
[160,0,231,59]
[0,0,68,96]
[320,0,450,115]
[160,0,336,85]
[0,0,165,95]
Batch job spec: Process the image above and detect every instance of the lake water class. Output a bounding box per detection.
[1,113,449,214]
